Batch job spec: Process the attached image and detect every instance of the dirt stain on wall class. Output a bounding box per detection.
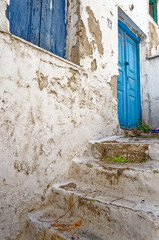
[91,59,97,71]
[67,68,79,91]
[110,75,117,98]
[36,70,48,91]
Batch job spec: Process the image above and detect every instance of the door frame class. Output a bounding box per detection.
[118,19,141,128]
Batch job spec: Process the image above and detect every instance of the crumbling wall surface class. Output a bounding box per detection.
[66,0,149,127]
[67,0,148,74]
[67,0,119,86]
[0,31,119,240]
[147,16,159,57]
[0,0,9,32]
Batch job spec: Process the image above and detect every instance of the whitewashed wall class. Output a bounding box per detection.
[0,30,119,239]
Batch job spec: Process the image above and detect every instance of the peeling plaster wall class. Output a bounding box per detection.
[67,0,148,72]
[67,0,119,80]
[2,0,157,127]
[147,16,159,57]
[0,31,119,240]
[66,0,149,123]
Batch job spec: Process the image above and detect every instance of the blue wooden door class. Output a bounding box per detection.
[117,21,141,128]
[7,0,66,58]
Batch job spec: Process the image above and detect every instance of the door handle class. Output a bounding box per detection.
[125,62,129,65]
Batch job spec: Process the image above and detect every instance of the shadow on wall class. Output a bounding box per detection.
[7,0,66,58]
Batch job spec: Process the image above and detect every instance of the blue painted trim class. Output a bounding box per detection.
[137,42,142,121]
[118,19,140,43]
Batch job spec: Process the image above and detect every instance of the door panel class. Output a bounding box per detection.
[117,28,127,127]
[117,23,140,128]
[126,35,138,127]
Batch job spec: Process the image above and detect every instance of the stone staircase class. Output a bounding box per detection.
[25,136,159,240]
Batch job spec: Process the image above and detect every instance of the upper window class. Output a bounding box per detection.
[149,0,157,23]
[7,0,66,58]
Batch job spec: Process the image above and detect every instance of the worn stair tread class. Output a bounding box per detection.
[72,156,159,171]
[53,182,159,219]
[28,208,104,240]
[26,182,159,240]
[67,157,159,200]
[89,135,159,144]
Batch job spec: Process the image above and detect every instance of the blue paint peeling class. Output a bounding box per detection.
[7,0,66,58]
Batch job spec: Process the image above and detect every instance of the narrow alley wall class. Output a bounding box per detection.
[0,31,119,240]
[142,15,159,127]
[0,1,120,239]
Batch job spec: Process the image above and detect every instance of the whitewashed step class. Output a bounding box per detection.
[25,182,159,240]
[25,207,103,240]
[68,157,159,200]
[50,182,159,240]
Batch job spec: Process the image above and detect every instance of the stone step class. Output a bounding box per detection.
[89,136,159,162]
[26,182,159,240]
[25,207,104,240]
[50,182,159,240]
[68,157,159,200]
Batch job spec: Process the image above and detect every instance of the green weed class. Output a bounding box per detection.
[135,118,152,133]
[86,164,93,168]
[104,157,130,163]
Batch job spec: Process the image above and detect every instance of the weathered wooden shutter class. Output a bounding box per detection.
[7,0,66,58]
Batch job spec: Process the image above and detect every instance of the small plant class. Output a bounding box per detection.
[104,157,130,163]
[86,164,93,168]
[91,199,96,203]
[135,118,152,133]
[82,198,96,202]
